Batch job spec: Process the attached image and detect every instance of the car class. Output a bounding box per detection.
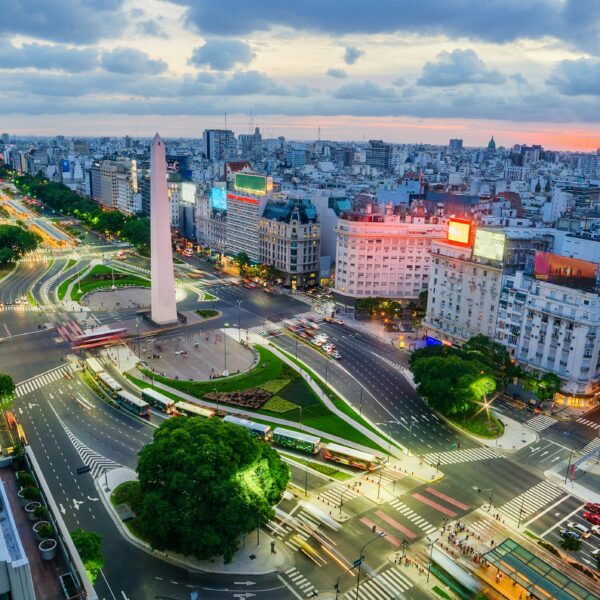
[331,351,341,359]
[584,502,600,515]
[312,339,323,346]
[560,528,580,540]
[322,344,335,351]
[590,525,600,536]
[583,512,600,526]
[567,521,591,538]
[591,548,600,558]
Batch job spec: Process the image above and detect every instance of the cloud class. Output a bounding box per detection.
[101,47,168,75]
[548,58,600,96]
[137,20,167,38]
[418,49,504,86]
[333,80,398,100]
[217,70,289,95]
[173,0,600,54]
[344,46,363,65]
[190,39,253,70]
[326,68,347,79]
[0,42,98,72]
[0,0,128,44]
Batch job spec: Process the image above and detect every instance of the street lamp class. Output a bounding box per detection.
[477,487,494,510]
[135,317,140,359]
[426,536,439,583]
[213,387,219,416]
[355,529,386,600]
[299,405,308,497]
[237,300,243,342]
[408,416,418,441]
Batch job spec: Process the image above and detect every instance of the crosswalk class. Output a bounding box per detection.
[499,480,565,524]
[342,566,413,599]
[317,483,361,507]
[577,417,600,431]
[50,403,121,479]
[525,415,557,432]
[388,499,438,535]
[424,447,503,466]
[281,567,318,598]
[247,320,283,337]
[0,303,47,312]
[581,437,600,456]
[16,364,72,398]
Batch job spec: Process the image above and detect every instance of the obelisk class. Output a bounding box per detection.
[150,132,178,324]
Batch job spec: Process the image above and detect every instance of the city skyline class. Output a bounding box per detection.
[2,0,600,151]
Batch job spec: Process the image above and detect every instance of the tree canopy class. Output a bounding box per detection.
[136,416,289,562]
[71,528,104,584]
[0,225,41,264]
[0,373,15,411]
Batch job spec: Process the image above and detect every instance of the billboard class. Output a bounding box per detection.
[234,173,272,195]
[210,187,227,212]
[181,182,196,205]
[166,159,180,173]
[447,218,472,247]
[473,229,506,261]
[534,252,598,291]
[61,159,70,173]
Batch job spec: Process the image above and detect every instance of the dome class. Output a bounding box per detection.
[487,136,496,150]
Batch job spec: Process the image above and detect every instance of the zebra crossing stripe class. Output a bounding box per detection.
[343,567,413,599]
[499,481,564,522]
[388,500,438,534]
[577,418,600,430]
[424,446,502,465]
[16,364,71,398]
[582,438,600,454]
[526,415,556,432]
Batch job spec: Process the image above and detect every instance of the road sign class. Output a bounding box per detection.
[76,465,91,475]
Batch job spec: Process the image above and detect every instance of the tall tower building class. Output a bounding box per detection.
[150,133,178,324]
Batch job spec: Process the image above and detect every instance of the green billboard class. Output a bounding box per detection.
[234,173,267,195]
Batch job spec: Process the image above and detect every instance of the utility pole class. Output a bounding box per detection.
[426,537,439,583]
[354,530,385,600]
[237,300,242,342]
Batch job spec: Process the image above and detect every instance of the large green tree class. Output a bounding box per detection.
[121,217,150,251]
[71,529,104,584]
[0,373,15,411]
[0,225,41,264]
[136,416,289,562]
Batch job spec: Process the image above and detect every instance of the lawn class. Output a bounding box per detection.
[71,264,149,301]
[133,346,384,452]
[110,481,148,542]
[57,268,84,300]
[196,309,219,318]
[452,408,504,438]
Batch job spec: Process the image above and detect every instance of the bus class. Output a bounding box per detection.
[175,401,215,418]
[97,372,122,398]
[116,390,149,417]
[84,357,105,377]
[273,427,321,454]
[223,415,272,441]
[323,443,379,471]
[141,388,176,414]
[182,248,193,257]
[73,327,127,350]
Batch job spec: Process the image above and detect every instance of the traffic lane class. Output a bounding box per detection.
[513,439,571,474]
[284,458,332,493]
[0,309,52,338]
[527,495,584,537]
[0,260,48,302]
[0,328,67,383]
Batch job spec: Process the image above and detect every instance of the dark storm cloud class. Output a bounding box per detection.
[548,58,600,96]
[101,48,168,75]
[0,0,127,44]
[172,0,600,54]
[189,40,254,70]
[0,42,98,72]
[418,49,505,86]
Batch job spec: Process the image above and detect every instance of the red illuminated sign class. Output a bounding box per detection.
[227,193,259,206]
[447,218,472,247]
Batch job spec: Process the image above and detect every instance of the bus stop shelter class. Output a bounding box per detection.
[483,539,600,600]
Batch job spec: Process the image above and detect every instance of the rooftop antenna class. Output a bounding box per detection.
[318,126,321,142]
[224,111,227,131]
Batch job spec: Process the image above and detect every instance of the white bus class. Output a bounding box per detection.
[116,390,149,417]
[323,443,379,471]
[223,415,272,441]
[176,401,215,419]
[84,357,105,377]
[97,372,122,398]
[141,388,176,414]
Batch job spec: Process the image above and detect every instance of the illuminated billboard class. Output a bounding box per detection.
[234,173,272,195]
[181,182,196,205]
[473,230,506,261]
[210,187,227,212]
[534,252,598,291]
[447,218,472,247]
[61,159,70,173]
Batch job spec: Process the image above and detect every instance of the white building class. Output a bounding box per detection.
[334,203,446,310]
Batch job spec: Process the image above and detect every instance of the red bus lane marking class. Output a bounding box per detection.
[425,487,470,510]
[412,493,457,517]
[374,511,417,539]
[359,517,401,547]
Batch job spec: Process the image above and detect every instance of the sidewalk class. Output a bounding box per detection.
[98,468,294,575]
[482,411,536,452]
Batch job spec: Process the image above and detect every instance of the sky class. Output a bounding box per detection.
[1,0,600,150]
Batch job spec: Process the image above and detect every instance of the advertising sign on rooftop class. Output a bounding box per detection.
[234,173,272,195]
[534,252,598,291]
[473,229,506,261]
[447,218,472,247]
[181,182,196,205]
[210,187,227,212]
[61,159,70,173]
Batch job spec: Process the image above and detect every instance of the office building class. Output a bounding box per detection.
[366,140,392,172]
[239,127,262,160]
[203,129,236,161]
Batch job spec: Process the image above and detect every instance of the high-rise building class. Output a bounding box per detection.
[1,133,9,144]
[449,138,463,152]
[239,127,262,160]
[366,140,392,172]
[203,129,236,161]
[260,198,320,289]
[195,186,227,253]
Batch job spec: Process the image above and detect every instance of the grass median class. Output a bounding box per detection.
[71,264,149,301]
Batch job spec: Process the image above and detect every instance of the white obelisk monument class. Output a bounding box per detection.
[150,132,178,324]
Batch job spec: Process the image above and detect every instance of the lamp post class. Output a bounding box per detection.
[355,530,386,600]
[135,317,140,359]
[213,387,219,416]
[237,300,242,342]
[325,356,329,383]
[517,495,526,528]
[426,536,439,583]
[359,387,363,417]
[478,487,494,510]
[408,416,417,441]
[223,328,227,374]
[299,405,308,497]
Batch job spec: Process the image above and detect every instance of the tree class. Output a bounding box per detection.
[71,529,104,584]
[234,252,251,277]
[0,225,41,264]
[0,373,16,411]
[537,373,561,401]
[409,343,457,368]
[560,535,581,552]
[122,217,150,252]
[97,210,126,235]
[136,417,289,562]
[461,335,521,390]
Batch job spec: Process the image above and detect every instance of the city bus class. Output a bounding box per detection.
[323,443,379,471]
[175,401,215,418]
[84,357,105,377]
[142,388,176,414]
[116,390,149,417]
[97,372,122,398]
[223,415,272,441]
[273,427,321,454]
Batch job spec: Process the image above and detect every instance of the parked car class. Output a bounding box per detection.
[331,351,341,359]
[583,512,600,526]
[590,525,600,536]
[584,502,600,515]
[560,528,580,540]
[567,521,591,538]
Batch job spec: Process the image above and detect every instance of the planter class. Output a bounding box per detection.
[39,538,57,561]
[33,520,53,542]
[25,502,41,521]
[17,488,29,507]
